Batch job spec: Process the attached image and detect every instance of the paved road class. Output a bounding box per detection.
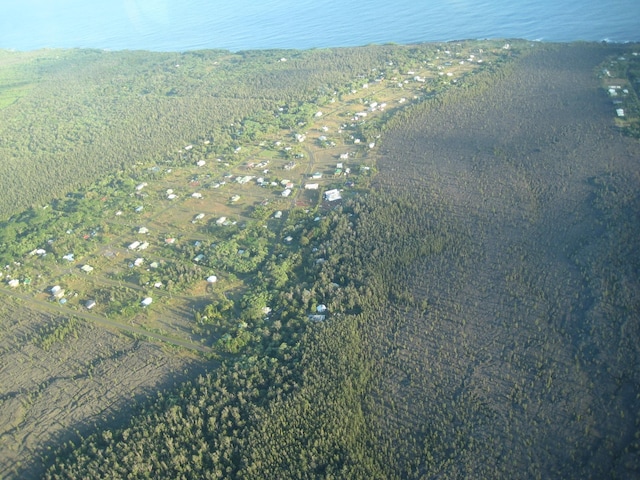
[0,286,213,354]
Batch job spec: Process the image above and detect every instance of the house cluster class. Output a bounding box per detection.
[308,304,327,321]
[127,240,149,251]
[607,85,630,118]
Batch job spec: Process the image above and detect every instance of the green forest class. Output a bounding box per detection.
[0,40,639,479]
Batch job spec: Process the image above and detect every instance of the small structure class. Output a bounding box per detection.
[192,192,203,199]
[196,160,206,167]
[216,216,227,225]
[281,189,292,197]
[62,253,75,262]
[51,285,62,296]
[52,288,65,299]
[305,183,319,190]
[274,211,283,219]
[616,108,625,117]
[141,297,153,307]
[81,264,94,273]
[230,195,241,203]
[134,258,144,267]
[194,254,205,262]
[128,241,141,250]
[308,314,326,322]
[323,189,342,202]
[237,175,254,184]
[317,304,327,313]
[193,213,205,223]
[206,275,218,283]
[138,242,149,250]
[7,279,19,288]
[85,299,96,310]
[138,227,149,234]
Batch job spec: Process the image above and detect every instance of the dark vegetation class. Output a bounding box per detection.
[0,40,639,479]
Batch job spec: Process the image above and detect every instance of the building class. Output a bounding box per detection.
[323,189,342,202]
[81,265,94,273]
[85,300,96,309]
[141,297,153,307]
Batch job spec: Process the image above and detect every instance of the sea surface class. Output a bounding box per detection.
[1,0,639,52]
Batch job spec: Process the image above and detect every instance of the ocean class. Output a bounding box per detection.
[1,0,639,52]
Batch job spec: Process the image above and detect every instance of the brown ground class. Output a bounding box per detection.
[0,297,214,479]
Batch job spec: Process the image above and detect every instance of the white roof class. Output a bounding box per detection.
[324,189,342,202]
[141,297,153,306]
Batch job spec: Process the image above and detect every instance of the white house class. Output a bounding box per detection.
[324,189,342,202]
[141,297,153,307]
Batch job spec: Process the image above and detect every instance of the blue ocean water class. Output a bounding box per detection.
[1,0,639,52]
